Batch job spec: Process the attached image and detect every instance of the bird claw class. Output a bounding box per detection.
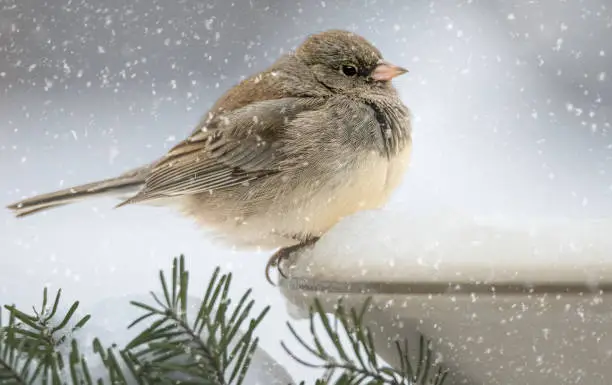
[265,248,291,286]
[265,237,320,286]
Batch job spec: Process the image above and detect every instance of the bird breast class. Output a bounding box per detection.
[206,141,412,250]
[278,142,412,236]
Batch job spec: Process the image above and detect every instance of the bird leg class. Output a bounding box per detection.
[265,236,320,286]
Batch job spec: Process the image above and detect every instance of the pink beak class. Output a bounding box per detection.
[371,60,409,81]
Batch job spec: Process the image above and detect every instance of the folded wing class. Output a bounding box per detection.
[119,97,322,206]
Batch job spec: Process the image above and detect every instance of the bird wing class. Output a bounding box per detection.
[119,97,322,205]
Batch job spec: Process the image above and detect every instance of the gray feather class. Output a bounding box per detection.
[6,166,150,217]
[118,98,324,206]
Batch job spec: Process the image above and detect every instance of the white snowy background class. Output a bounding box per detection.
[1,0,611,383]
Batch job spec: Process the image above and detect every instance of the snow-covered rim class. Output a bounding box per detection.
[280,277,611,295]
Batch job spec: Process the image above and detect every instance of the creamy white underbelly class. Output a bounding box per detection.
[193,144,412,250]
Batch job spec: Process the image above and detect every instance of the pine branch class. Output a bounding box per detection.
[1,288,92,385]
[0,312,32,385]
[283,298,449,385]
[4,288,91,353]
[124,255,270,385]
[1,254,450,385]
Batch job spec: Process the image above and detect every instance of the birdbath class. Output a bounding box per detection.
[277,209,612,385]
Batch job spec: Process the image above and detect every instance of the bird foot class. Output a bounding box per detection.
[265,237,319,286]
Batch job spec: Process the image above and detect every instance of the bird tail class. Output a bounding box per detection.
[6,166,150,218]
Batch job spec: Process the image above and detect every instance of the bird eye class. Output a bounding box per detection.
[341,64,358,77]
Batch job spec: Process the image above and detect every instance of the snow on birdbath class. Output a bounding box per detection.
[278,208,612,385]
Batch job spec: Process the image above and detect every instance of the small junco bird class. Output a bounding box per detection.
[7,29,412,285]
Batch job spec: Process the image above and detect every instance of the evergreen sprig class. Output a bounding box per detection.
[1,288,92,385]
[125,257,269,385]
[0,311,36,385]
[0,255,448,385]
[285,298,448,385]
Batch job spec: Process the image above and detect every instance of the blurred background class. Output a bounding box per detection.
[0,0,611,382]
